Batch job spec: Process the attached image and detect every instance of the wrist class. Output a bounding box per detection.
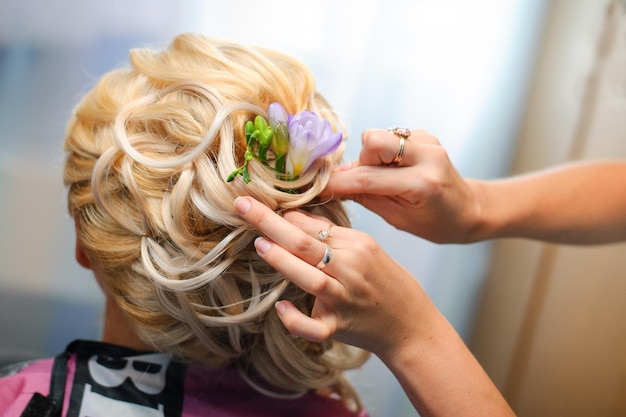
[374,295,446,369]
[375,307,515,417]
[464,179,496,242]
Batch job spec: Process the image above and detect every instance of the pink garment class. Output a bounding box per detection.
[0,359,61,417]
[0,340,367,417]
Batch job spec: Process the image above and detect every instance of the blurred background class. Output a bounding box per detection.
[0,1,624,416]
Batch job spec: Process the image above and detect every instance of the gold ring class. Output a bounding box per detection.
[388,127,411,165]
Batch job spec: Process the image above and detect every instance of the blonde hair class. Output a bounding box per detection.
[63,33,368,410]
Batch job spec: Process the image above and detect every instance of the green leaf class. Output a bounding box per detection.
[258,143,269,163]
[275,154,286,174]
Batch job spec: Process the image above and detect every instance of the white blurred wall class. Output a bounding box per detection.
[472,2,626,415]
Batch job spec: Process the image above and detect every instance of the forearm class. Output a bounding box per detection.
[377,305,515,417]
[470,160,626,244]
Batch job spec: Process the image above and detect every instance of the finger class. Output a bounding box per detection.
[235,196,330,267]
[323,165,416,199]
[353,195,414,230]
[275,300,335,343]
[359,128,438,167]
[254,237,343,299]
[359,129,403,166]
[281,210,338,240]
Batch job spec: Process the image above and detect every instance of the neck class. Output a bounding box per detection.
[102,295,151,351]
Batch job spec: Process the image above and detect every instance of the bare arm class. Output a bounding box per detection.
[325,129,626,245]
[473,160,626,244]
[380,312,514,417]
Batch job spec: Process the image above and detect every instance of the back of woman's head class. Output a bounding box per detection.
[63,33,367,409]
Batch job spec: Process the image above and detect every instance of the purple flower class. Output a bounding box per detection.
[268,102,289,127]
[286,110,342,176]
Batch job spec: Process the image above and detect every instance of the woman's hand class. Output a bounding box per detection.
[234,195,429,358]
[234,195,516,416]
[324,129,485,243]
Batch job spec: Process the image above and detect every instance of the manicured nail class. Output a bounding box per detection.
[254,237,272,255]
[234,196,251,215]
[275,301,286,315]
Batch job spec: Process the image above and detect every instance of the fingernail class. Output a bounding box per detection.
[275,301,286,315]
[234,197,251,215]
[254,237,272,255]
[336,161,356,172]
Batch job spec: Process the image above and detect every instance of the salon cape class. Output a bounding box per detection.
[0,340,367,417]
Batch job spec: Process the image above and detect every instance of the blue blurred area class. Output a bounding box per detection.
[0,291,102,366]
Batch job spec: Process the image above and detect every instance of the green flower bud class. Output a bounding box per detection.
[254,115,268,132]
[272,123,289,156]
[259,128,273,147]
[245,120,255,139]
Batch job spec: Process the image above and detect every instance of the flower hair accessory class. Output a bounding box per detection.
[227,103,343,183]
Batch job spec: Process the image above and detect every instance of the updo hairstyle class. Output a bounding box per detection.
[63,33,368,410]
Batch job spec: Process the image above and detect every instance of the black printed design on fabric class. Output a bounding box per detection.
[65,340,186,417]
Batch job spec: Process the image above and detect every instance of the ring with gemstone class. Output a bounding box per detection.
[390,127,411,139]
[318,225,333,242]
[388,127,410,165]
